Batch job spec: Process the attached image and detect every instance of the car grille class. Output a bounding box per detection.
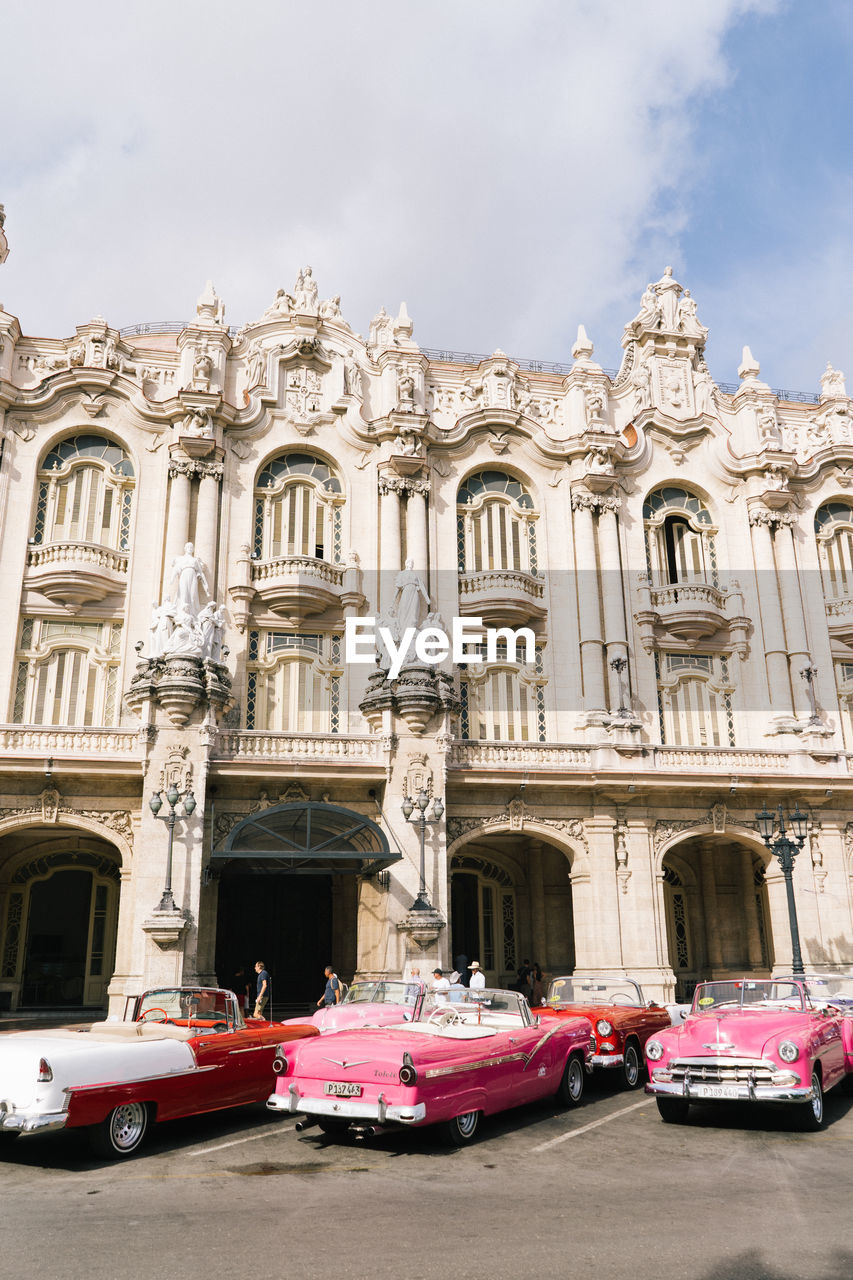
[668,1059,776,1085]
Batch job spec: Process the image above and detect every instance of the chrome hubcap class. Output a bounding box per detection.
[456,1111,478,1137]
[569,1063,583,1099]
[811,1079,822,1122]
[625,1049,639,1085]
[110,1103,146,1150]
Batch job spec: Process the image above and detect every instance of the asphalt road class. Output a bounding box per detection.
[2,1075,853,1280]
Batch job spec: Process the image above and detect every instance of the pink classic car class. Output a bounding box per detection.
[285,979,426,1033]
[268,987,593,1144]
[645,977,853,1130]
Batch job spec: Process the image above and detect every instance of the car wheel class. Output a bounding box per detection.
[622,1042,642,1091]
[795,1071,825,1132]
[656,1098,690,1124]
[440,1110,480,1146]
[89,1102,150,1158]
[557,1054,585,1107]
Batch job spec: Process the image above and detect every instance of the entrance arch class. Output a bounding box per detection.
[211,802,401,1008]
[448,829,576,987]
[661,835,774,1002]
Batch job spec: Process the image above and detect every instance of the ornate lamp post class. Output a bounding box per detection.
[401,788,444,912]
[754,801,809,975]
[149,783,197,912]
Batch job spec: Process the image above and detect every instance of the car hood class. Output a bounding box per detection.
[538,1003,655,1029]
[657,1009,813,1059]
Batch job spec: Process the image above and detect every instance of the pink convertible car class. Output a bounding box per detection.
[268,987,593,1145]
[284,980,426,1033]
[645,977,853,1130]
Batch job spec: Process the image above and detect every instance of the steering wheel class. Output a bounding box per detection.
[137,1007,170,1023]
[439,1008,463,1027]
[610,993,634,1006]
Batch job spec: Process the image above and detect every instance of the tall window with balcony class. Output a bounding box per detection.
[457,471,538,576]
[655,652,735,747]
[460,642,547,743]
[643,486,717,587]
[817,502,853,747]
[32,435,134,554]
[245,631,342,733]
[12,619,123,726]
[254,452,343,564]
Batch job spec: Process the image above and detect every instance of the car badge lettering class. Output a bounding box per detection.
[322,1057,370,1069]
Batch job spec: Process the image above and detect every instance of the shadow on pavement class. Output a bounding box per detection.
[697,1252,853,1280]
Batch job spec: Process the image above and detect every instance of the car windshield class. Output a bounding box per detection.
[135,988,240,1029]
[419,988,530,1025]
[691,980,806,1014]
[798,976,853,1007]
[343,980,421,1006]
[545,978,643,1007]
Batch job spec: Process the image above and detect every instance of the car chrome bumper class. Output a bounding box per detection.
[645,1081,814,1104]
[267,1084,427,1126]
[590,1054,624,1068]
[0,1106,69,1135]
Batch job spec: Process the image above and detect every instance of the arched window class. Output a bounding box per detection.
[656,652,734,747]
[245,630,342,733]
[457,471,538,574]
[33,435,135,551]
[815,501,853,599]
[450,854,517,978]
[12,618,123,726]
[253,453,343,564]
[643,486,716,586]
[460,643,546,742]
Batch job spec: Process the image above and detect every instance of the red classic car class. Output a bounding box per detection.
[537,977,671,1089]
[0,986,318,1158]
[268,987,593,1145]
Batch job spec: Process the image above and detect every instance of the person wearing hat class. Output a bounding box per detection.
[431,967,451,1005]
[468,960,486,991]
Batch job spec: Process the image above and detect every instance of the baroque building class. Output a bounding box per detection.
[1,235,852,1014]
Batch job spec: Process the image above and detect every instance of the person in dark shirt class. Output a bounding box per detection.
[253,961,270,1019]
[317,965,341,1007]
[516,958,532,1000]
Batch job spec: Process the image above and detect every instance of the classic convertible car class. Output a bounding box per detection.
[267,987,593,1144]
[644,977,853,1130]
[0,986,318,1157]
[285,979,427,1032]
[537,977,671,1089]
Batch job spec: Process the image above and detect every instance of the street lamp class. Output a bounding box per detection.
[754,801,809,975]
[149,784,197,912]
[401,788,444,912]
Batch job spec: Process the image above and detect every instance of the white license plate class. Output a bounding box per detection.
[323,1082,362,1097]
[690,1083,741,1100]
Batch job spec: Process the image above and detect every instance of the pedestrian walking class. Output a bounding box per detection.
[468,960,486,991]
[531,962,544,1006]
[317,965,342,1007]
[253,960,270,1019]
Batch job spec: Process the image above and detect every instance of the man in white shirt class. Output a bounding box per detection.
[431,967,451,1005]
[469,960,486,991]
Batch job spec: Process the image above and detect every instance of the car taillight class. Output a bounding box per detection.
[272,1046,288,1074]
[37,1058,53,1083]
[399,1052,418,1086]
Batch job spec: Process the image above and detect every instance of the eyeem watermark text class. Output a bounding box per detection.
[345,618,535,680]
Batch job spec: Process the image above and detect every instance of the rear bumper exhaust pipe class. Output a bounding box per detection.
[294,1118,319,1133]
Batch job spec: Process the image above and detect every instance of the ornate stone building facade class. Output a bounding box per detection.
[1,246,852,1013]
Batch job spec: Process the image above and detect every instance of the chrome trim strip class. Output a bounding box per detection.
[64,1065,218,1093]
[424,1052,527,1080]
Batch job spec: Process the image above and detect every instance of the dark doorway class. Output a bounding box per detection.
[22,870,92,1007]
[216,873,337,1009]
[451,872,480,970]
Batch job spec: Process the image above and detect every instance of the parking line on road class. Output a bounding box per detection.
[529,1098,653,1153]
[185,1123,295,1156]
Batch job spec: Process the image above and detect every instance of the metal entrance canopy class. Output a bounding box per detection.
[212,801,401,876]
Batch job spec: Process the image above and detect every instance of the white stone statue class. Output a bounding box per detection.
[654,266,682,331]
[584,386,606,425]
[584,447,613,476]
[183,408,213,438]
[245,341,266,388]
[397,365,416,410]
[396,428,421,456]
[632,283,661,330]
[375,609,400,671]
[394,558,430,635]
[264,287,292,318]
[820,362,847,401]
[192,341,214,389]
[677,289,705,338]
[757,404,780,443]
[459,378,484,411]
[293,266,318,313]
[169,542,209,618]
[164,606,204,657]
[319,295,342,320]
[693,366,717,416]
[343,349,361,397]
[631,359,652,410]
[149,600,175,658]
[198,602,225,662]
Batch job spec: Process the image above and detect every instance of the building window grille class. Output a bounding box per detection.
[12,618,122,727]
[456,470,538,575]
[253,452,343,564]
[246,631,340,733]
[657,650,734,747]
[34,435,134,552]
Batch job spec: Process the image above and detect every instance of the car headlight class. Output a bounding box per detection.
[645,1040,664,1061]
[596,1019,613,1036]
[778,1040,799,1063]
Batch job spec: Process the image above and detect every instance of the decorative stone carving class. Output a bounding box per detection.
[396,907,446,951]
[369,307,395,351]
[182,407,214,438]
[396,364,417,412]
[292,266,319,314]
[615,825,631,894]
[191,339,215,391]
[343,349,362,398]
[820,362,847,401]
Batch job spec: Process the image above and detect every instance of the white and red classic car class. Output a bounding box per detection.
[0,986,318,1157]
[268,987,593,1144]
[285,979,426,1033]
[645,976,853,1130]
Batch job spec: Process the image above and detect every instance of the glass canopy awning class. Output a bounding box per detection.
[211,801,402,876]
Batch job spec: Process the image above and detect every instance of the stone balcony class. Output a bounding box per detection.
[457,569,546,625]
[251,555,356,621]
[211,731,384,777]
[634,579,749,650]
[824,595,853,646]
[25,541,129,607]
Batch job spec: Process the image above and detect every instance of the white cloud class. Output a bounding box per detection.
[1,0,777,364]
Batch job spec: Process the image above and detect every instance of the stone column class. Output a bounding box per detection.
[748,509,792,716]
[699,841,723,970]
[406,480,429,580]
[740,848,765,968]
[379,478,402,611]
[195,465,222,597]
[164,460,192,586]
[571,491,607,719]
[527,840,549,965]
[598,498,629,711]
[772,516,812,719]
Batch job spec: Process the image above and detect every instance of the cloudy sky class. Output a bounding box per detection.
[2,1,852,391]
